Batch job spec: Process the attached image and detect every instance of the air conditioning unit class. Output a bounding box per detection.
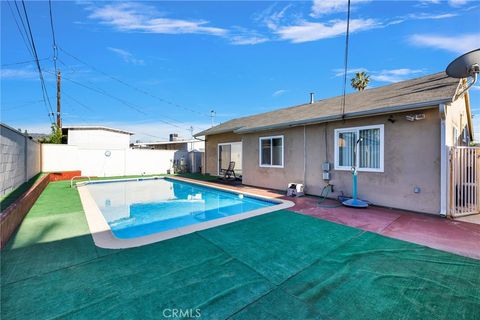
[287,183,305,197]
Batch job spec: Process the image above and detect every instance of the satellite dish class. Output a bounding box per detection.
[446,48,480,78]
[446,48,480,97]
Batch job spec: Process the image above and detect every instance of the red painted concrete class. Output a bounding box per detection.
[48,171,82,182]
[381,214,480,259]
[174,177,480,260]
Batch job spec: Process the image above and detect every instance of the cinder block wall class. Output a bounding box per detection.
[0,123,41,196]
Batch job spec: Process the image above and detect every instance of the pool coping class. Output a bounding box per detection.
[77,176,294,249]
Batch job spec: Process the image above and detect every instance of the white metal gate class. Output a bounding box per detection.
[449,147,480,217]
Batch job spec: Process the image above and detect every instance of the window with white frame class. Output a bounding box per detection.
[259,136,284,167]
[334,125,384,172]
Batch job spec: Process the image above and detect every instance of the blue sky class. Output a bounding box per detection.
[1,0,479,141]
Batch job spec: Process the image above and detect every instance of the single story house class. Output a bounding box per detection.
[195,72,475,216]
[62,126,134,149]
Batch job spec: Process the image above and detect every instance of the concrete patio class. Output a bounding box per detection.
[174,176,480,260]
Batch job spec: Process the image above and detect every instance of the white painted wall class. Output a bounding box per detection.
[67,129,131,149]
[41,144,79,172]
[0,124,41,196]
[42,144,178,177]
[125,149,176,176]
[26,139,41,180]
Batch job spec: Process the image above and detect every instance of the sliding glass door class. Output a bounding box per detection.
[218,142,242,176]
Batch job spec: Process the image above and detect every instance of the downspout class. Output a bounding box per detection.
[439,103,447,217]
[462,80,474,141]
[303,125,307,188]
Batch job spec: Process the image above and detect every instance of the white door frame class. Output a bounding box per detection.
[217,142,242,176]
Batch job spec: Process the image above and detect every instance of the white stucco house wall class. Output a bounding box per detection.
[63,126,133,149]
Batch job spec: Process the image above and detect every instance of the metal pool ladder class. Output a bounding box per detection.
[70,176,92,188]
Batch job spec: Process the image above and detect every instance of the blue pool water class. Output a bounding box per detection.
[86,178,275,239]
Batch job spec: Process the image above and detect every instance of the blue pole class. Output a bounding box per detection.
[352,169,358,200]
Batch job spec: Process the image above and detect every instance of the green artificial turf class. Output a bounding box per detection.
[1,181,479,320]
[0,173,45,211]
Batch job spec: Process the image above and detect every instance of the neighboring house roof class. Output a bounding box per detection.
[134,140,199,146]
[62,126,134,135]
[195,72,462,136]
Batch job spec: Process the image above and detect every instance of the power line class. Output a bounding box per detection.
[58,47,211,118]
[43,69,189,130]
[341,0,351,119]
[7,0,54,123]
[7,0,34,56]
[19,0,55,124]
[1,57,49,67]
[62,90,94,112]
[48,0,58,72]
[49,59,197,131]
[3,100,44,110]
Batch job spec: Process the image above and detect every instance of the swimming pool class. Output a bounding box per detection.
[78,177,293,248]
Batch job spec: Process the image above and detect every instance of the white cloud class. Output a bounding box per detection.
[107,47,145,65]
[310,0,371,17]
[448,0,469,7]
[371,68,425,83]
[253,4,380,44]
[228,27,269,45]
[87,2,272,46]
[408,12,458,20]
[87,2,227,36]
[230,35,269,45]
[333,67,368,77]
[333,67,425,83]
[418,0,470,6]
[272,89,287,97]
[254,4,293,30]
[1,68,37,79]
[420,0,441,4]
[275,18,378,43]
[409,33,480,54]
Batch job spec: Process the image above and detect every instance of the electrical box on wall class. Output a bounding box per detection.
[322,162,330,171]
[322,162,330,181]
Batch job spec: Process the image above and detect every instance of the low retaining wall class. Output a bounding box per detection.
[49,171,82,182]
[0,171,81,249]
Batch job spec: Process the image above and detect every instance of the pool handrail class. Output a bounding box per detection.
[70,176,92,188]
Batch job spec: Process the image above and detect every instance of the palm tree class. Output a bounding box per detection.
[351,71,370,91]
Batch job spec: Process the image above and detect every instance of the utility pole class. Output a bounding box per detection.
[210,110,216,127]
[56,70,61,129]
